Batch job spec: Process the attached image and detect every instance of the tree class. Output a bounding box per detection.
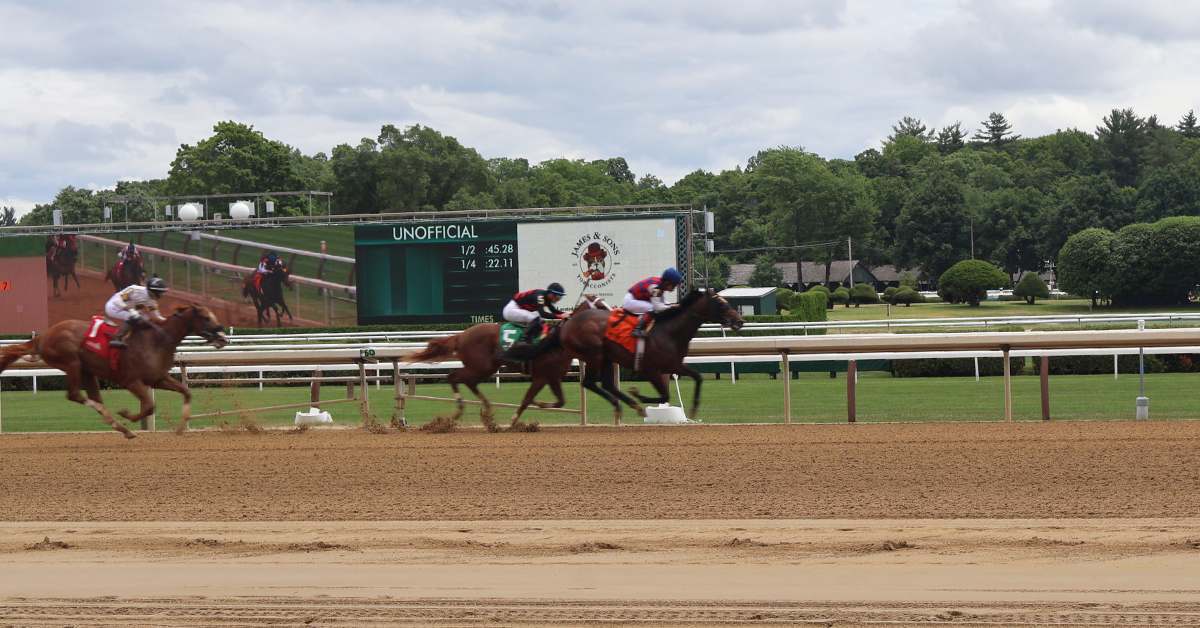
[0,206,15,227]
[1040,174,1135,259]
[374,124,491,211]
[936,122,967,154]
[976,186,1046,279]
[167,121,299,197]
[1056,227,1114,307]
[973,112,1019,146]
[1095,108,1149,187]
[937,260,1008,306]
[748,255,783,287]
[698,255,733,291]
[888,116,933,143]
[894,163,971,280]
[330,138,381,214]
[1014,272,1050,304]
[831,286,851,307]
[1179,109,1200,139]
[892,286,923,306]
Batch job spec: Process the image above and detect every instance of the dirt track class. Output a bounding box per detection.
[6,421,1200,626]
[2,421,1199,521]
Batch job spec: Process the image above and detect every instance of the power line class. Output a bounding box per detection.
[713,240,843,255]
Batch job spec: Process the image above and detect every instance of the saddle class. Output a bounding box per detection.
[82,316,121,372]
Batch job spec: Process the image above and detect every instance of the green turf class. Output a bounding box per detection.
[2,371,1196,433]
[827,299,1200,321]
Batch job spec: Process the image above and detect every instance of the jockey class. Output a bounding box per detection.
[503,282,567,344]
[115,241,138,274]
[254,251,280,292]
[624,267,683,337]
[105,276,169,348]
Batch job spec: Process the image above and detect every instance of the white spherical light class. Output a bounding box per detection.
[177,203,201,221]
[229,200,252,220]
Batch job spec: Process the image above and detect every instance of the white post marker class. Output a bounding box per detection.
[1136,319,1149,420]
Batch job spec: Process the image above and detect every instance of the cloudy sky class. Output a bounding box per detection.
[2,0,1197,217]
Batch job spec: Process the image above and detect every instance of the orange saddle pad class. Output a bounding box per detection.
[604,308,639,354]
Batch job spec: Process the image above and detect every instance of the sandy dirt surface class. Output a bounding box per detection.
[4,422,1200,625]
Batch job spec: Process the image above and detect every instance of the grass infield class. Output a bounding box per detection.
[2,371,1197,432]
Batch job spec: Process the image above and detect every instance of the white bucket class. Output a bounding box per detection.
[294,407,333,426]
[644,403,690,424]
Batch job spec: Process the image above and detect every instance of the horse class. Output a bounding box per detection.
[242,264,294,327]
[106,251,145,291]
[45,236,80,297]
[0,306,229,438]
[553,288,743,424]
[403,296,609,432]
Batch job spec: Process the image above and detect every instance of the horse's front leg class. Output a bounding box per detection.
[629,372,670,405]
[676,365,704,420]
[117,380,157,427]
[154,374,192,434]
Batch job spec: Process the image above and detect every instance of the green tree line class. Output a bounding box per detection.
[18,108,1200,288]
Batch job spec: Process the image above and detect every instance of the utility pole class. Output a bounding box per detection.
[846,236,853,288]
[970,219,975,259]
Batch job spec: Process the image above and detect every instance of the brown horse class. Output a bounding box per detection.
[106,252,145,291]
[0,306,229,438]
[404,296,608,432]
[45,236,80,297]
[553,289,743,423]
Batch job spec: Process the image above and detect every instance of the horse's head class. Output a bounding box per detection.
[693,289,744,331]
[176,305,229,348]
[277,263,292,287]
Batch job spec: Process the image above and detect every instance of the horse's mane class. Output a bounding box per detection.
[653,288,710,323]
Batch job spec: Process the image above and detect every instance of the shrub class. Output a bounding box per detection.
[806,284,833,309]
[831,286,851,306]
[1014,273,1050,304]
[1057,228,1114,307]
[937,260,1009,306]
[1047,354,1165,375]
[774,287,797,312]
[792,291,827,322]
[883,286,899,302]
[891,287,923,306]
[890,357,1024,377]
[850,283,880,306]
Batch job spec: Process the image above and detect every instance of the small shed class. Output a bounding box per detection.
[718,287,778,316]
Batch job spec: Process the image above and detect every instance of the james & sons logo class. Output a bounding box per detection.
[571,231,622,289]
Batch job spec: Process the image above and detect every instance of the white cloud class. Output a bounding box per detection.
[1,0,1199,207]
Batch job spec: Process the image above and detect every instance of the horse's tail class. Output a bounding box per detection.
[0,338,38,375]
[405,334,460,363]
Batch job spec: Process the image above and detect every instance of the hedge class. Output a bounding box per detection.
[890,357,1024,378]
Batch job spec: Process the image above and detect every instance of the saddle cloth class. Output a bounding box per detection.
[605,309,639,354]
[82,316,121,372]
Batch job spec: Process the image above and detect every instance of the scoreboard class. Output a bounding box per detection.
[355,215,686,324]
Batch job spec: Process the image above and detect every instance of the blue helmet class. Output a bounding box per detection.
[547,282,566,296]
[267,252,278,262]
[662,267,683,284]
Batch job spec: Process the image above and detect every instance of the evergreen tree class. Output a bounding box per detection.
[1178,109,1200,139]
[1096,108,1149,187]
[887,116,933,143]
[936,122,967,154]
[972,112,1020,146]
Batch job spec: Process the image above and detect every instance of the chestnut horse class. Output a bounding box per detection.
[0,306,229,438]
[552,288,743,423]
[404,296,608,432]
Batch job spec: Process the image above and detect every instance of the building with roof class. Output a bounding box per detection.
[718,287,778,315]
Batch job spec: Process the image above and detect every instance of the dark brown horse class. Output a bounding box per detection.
[45,235,80,297]
[242,264,294,326]
[553,289,743,423]
[404,296,608,432]
[0,306,229,438]
[106,251,145,291]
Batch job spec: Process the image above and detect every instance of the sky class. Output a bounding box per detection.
[2,0,1198,218]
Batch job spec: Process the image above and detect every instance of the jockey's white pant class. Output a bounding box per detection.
[502,300,539,324]
[104,296,134,323]
[622,293,669,314]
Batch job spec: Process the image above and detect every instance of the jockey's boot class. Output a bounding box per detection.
[632,314,651,338]
[520,319,543,344]
[109,320,133,348]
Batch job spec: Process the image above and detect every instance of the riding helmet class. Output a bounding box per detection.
[661,267,683,284]
[547,282,566,296]
[146,276,169,296]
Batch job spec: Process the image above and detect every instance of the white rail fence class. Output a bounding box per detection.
[4,328,1200,431]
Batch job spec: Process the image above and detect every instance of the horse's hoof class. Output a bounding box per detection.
[122,431,137,439]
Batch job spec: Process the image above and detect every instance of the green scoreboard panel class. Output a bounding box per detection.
[356,222,520,324]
